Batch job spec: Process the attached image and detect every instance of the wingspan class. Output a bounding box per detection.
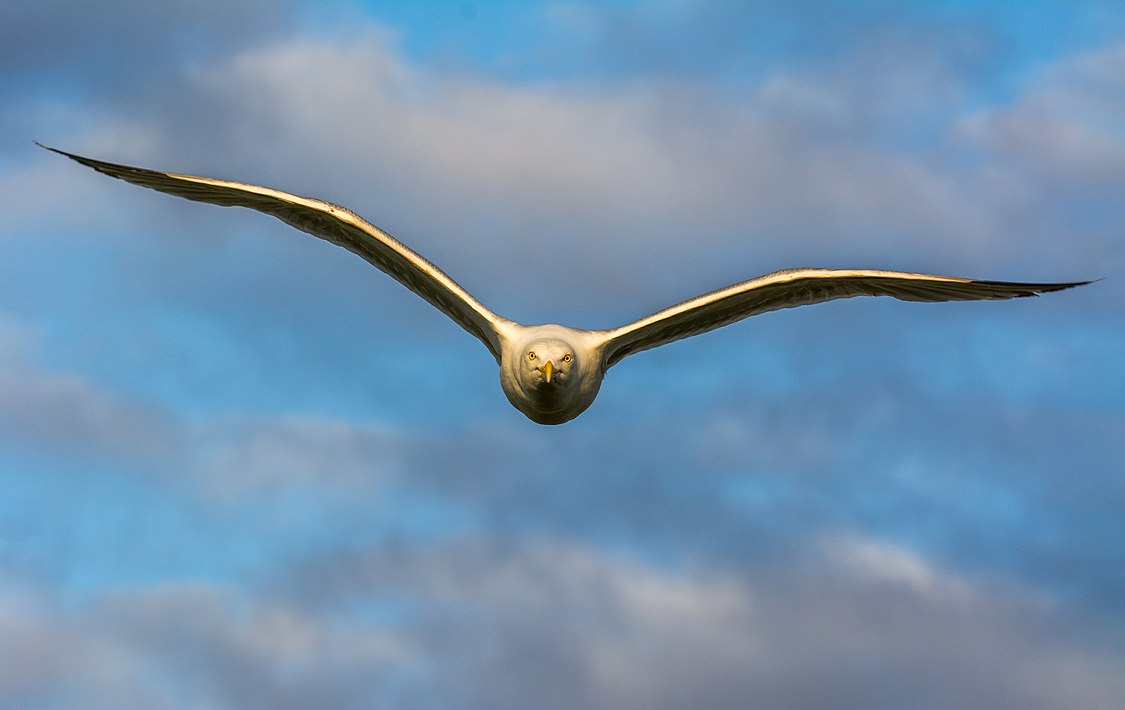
[596,268,1091,368]
[40,144,511,361]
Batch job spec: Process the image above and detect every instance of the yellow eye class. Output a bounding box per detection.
[527,351,537,361]
[562,353,572,363]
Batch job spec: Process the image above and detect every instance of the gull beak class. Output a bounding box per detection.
[540,360,554,384]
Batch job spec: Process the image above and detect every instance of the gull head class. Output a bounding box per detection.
[499,325,605,425]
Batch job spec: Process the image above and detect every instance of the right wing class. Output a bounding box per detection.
[595,268,1091,368]
[42,144,512,361]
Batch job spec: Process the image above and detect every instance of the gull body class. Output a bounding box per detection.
[41,145,1091,425]
[498,323,606,425]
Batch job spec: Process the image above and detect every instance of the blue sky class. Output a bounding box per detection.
[1,0,1124,707]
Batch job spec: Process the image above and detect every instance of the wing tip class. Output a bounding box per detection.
[968,276,1098,298]
[37,142,96,168]
[1029,278,1099,294]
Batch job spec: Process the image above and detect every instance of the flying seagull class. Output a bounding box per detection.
[41,144,1091,424]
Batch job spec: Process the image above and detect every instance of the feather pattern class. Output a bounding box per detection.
[38,144,509,360]
[42,144,1091,423]
[597,268,1090,367]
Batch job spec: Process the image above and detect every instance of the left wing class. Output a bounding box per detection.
[595,268,1091,368]
[40,144,512,360]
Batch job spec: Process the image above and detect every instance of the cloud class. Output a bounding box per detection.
[4,301,1118,613]
[0,315,405,495]
[950,42,1125,277]
[0,355,178,461]
[0,580,413,710]
[0,0,303,159]
[13,534,1121,710]
[193,414,407,500]
[19,10,1110,358]
[3,5,1121,707]
[5,531,1119,709]
[275,533,1123,710]
[822,532,974,601]
[32,21,1069,325]
[957,43,1125,193]
[0,0,297,95]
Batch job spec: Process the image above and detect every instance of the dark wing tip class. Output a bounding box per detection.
[963,276,1098,299]
[36,141,65,156]
[37,142,103,170]
[1023,278,1100,295]
[38,143,170,187]
[36,141,71,157]
[36,143,1103,304]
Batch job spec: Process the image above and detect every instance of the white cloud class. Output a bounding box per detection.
[0,474,1121,709]
[956,43,1125,192]
[821,531,974,602]
[0,317,414,501]
[34,21,1060,325]
[18,15,1110,345]
[2,5,1122,709]
[193,414,407,500]
[0,581,414,710]
[285,534,1125,710]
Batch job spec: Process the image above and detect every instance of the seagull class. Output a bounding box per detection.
[41,144,1091,424]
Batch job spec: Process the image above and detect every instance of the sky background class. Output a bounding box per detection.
[1,1,1124,707]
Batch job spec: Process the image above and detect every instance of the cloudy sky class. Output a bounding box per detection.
[2,0,1124,707]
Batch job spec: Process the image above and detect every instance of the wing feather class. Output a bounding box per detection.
[41,144,510,360]
[597,268,1091,367]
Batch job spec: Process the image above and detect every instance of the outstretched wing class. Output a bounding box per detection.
[597,268,1091,368]
[41,144,511,361]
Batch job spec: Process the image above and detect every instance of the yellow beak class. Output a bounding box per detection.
[540,360,554,384]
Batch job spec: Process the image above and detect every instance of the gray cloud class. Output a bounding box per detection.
[282,534,1125,709]
[4,535,1122,710]
[19,13,1112,349]
[0,359,178,460]
[192,414,408,501]
[37,23,1089,324]
[3,4,1121,707]
[0,581,414,710]
[0,0,301,160]
[948,43,1125,280]
[0,0,296,94]
[957,44,1125,193]
[2,301,1118,611]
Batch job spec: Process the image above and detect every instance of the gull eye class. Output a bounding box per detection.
[562,353,572,363]
[527,351,536,361]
